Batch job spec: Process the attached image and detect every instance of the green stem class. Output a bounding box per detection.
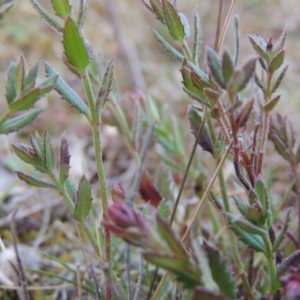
[82,70,111,300]
[263,233,277,294]
[181,41,193,61]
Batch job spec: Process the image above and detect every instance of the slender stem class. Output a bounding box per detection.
[292,165,300,241]
[82,70,111,300]
[181,41,193,61]
[214,0,223,51]
[217,0,236,52]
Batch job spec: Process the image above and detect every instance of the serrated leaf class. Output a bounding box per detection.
[143,251,201,288]
[206,243,236,298]
[183,87,210,107]
[236,98,254,128]
[59,136,70,184]
[151,29,184,62]
[233,216,267,237]
[44,62,90,117]
[149,0,165,23]
[268,49,285,74]
[43,132,55,173]
[180,64,199,95]
[16,171,57,189]
[162,0,185,42]
[63,16,90,73]
[74,176,92,223]
[263,95,281,113]
[192,9,202,65]
[31,0,63,32]
[222,49,234,84]
[23,63,39,92]
[207,47,225,89]
[77,0,88,28]
[96,59,114,111]
[179,12,190,40]
[6,62,17,104]
[51,0,71,19]
[12,145,46,171]
[9,77,56,114]
[188,62,211,86]
[0,109,42,134]
[230,222,266,253]
[156,214,186,256]
[271,65,288,94]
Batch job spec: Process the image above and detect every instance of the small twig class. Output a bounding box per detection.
[103,263,125,300]
[233,15,240,66]
[247,250,255,286]
[90,264,101,300]
[214,0,223,51]
[133,250,144,300]
[10,205,30,300]
[217,0,236,52]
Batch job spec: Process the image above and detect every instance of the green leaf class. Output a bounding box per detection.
[274,26,288,54]
[233,196,248,217]
[179,12,190,40]
[74,176,92,223]
[44,62,90,117]
[151,29,184,62]
[149,0,165,23]
[222,49,234,84]
[59,136,70,184]
[192,9,202,65]
[271,65,288,94]
[51,0,71,19]
[12,145,46,171]
[248,35,270,62]
[43,132,55,173]
[63,16,90,74]
[23,63,39,92]
[206,243,236,298]
[16,171,57,189]
[232,215,267,237]
[268,49,285,74]
[64,178,77,203]
[31,0,63,32]
[273,208,291,252]
[207,47,225,89]
[155,163,173,202]
[162,0,185,42]
[5,62,17,104]
[183,87,210,107]
[143,251,201,288]
[230,223,266,253]
[77,0,88,28]
[15,56,25,97]
[96,59,114,111]
[30,132,45,161]
[0,109,42,134]
[227,58,256,98]
[156,215,186,256]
